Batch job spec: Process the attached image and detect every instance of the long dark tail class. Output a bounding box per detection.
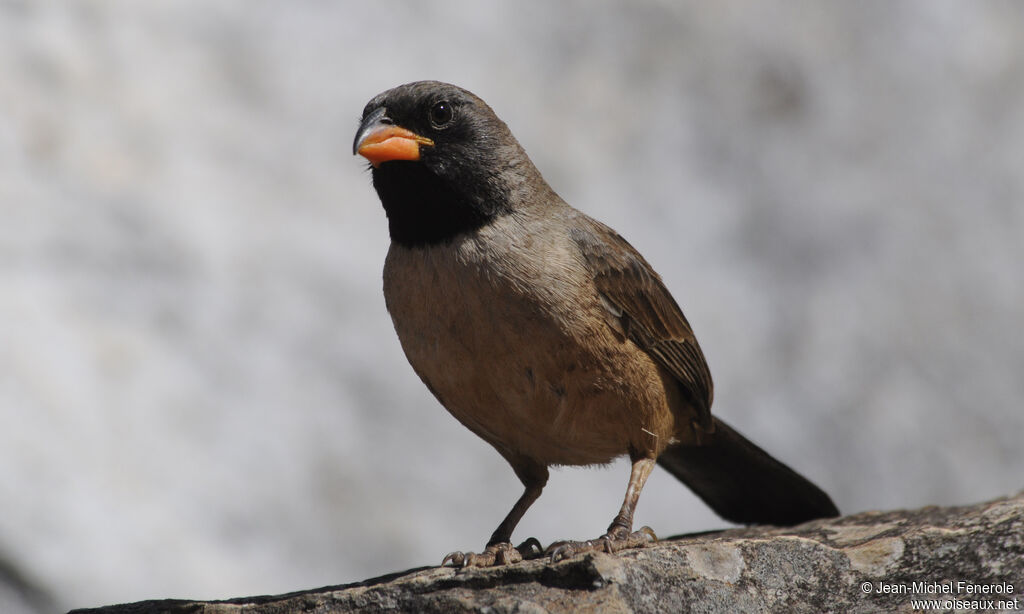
[657,417,839,526]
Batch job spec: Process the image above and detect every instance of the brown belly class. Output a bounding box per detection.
[383,238,680,466]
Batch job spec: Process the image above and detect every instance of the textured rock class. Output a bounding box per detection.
[72,493,1024,613]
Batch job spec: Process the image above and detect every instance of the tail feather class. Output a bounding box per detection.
[658,417,839,526]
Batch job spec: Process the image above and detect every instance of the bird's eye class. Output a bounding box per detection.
[428,100,455,127]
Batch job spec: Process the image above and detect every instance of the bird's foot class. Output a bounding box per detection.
[442,537,544,568]
[547,525,657,563]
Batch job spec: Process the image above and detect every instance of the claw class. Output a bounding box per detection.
[548,543,573,564]
[547,538,597,563]
[517,537,543,559]
[441,551,466,567]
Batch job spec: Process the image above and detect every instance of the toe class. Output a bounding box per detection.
[463,551,496,567]
[545,527,658,562]
[493,545,521,565]
[443,540,544,568]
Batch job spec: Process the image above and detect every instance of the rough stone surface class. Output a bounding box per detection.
[72,493,1024,613]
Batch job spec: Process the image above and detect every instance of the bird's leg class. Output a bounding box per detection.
[548,455,658,562]
[443,463,548,567]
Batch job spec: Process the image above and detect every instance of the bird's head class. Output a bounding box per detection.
[354,81,542,247]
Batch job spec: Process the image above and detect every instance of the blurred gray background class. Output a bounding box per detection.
[2,1,1022,611]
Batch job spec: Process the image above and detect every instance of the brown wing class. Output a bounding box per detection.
[569,216,714,427]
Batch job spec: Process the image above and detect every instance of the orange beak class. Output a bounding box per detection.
[353,108,434,167]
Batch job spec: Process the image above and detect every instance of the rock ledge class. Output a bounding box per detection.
[72,493,1024,613]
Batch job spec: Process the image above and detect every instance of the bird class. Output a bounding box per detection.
[353,80,839,567]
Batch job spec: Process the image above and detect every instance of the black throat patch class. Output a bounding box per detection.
[372,161,512,247]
